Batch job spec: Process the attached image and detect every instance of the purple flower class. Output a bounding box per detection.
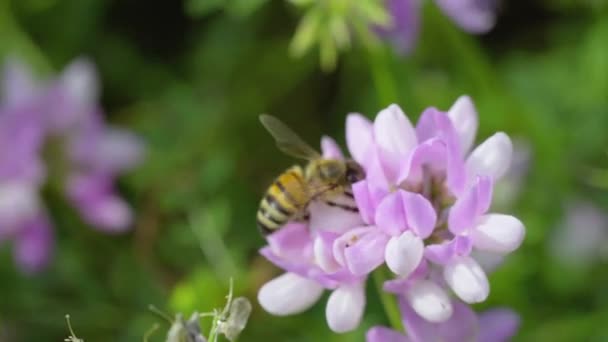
[0,58,144,273]
[366,297,519,342]
[550,200,608,268]
[258,96,524,335]
[345,97,524,311]
[381,0,498,53]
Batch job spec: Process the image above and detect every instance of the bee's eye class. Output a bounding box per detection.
[345,163,365,184]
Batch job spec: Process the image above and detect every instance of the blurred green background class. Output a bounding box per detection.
[1,0,608,341]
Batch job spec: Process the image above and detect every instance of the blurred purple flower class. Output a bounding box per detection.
[380,0,498,53]
[0,57,144,273]
[366,297,519,342]
[550,200,608,268]
[258,96,524,335]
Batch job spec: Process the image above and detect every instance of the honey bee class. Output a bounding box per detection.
[257,114,366,235]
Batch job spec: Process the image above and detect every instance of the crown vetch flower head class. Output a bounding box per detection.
[258,96,524,336]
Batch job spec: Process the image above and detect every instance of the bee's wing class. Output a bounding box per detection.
[260,114,321,160]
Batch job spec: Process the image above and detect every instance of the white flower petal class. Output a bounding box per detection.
[313,234,340,273]
[96,128,145,172]
[0,182,40,231]
[471,249,504,274]
[472,214,525,254]
[61,58,99,106]
[326,283,366,333]
[346,113,374,164]
[309,199,363,233]
[447,95,478,155]
[406,279,453,323]
[374,104,417,179]
[444,256,489,303]
[466,132,512,182]
[385,231,424,277]
[258,273,324,316]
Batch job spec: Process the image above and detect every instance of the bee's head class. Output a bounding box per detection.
[344,160,365,184]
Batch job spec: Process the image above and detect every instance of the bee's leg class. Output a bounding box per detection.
[343,189,354,199]
[323,200,359,212]
[293,207,310,222]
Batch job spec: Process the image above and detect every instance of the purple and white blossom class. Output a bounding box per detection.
[0,58,144,273]
[381,0,499,53]
[366,297,519,342]
[257,96,524,336]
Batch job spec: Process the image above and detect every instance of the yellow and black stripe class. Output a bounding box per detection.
[257,166,308,235]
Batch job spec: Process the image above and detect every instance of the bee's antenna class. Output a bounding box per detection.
[148,304,173,324]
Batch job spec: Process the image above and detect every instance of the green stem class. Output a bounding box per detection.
[367,45,399,106]
[372,267,404,333]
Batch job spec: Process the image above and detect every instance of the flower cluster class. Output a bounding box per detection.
[257,96,524,340]
[0,58,144,273]
[381,0,498,53]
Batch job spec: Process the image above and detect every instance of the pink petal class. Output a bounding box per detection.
[326,283,366,333]
[321,135,344,160]
[366,326,409,342]
[444,256,489,303]
[478,308,520,342]
[258,272,324,315]
[383,260,429,294]
[313,231,341,273]
[415,107,460,151]
[471,250,505,274]
[61,58,99,108]
[385,231,424,277]
[0,181,40,231]
[353,180,375,225]
[14,216,53,274]
[308,198,364,234]
[425,236,472,265]
[436,300,479,341]
[448,175,493,235]
[472,214,525,254]
[402,192,436,238]
[343,229,389,276]
[353,179,389,226]
[447,95,478,155]
[346,113,374,165]
[94,128,145,172]
[435,0,497,33]
[267,222,310,260]
[374,104,417,182]
[466,132,513,183]
[399,297,439,341]
[375,191,408,236]
[81,195,133,232]
[406,279,453,322]
[366,146,392,191]
[398,138,446,185]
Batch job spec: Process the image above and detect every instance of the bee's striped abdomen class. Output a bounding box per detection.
[257,166,308,235]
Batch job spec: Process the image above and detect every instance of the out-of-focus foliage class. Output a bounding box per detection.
[0,0,608,341]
